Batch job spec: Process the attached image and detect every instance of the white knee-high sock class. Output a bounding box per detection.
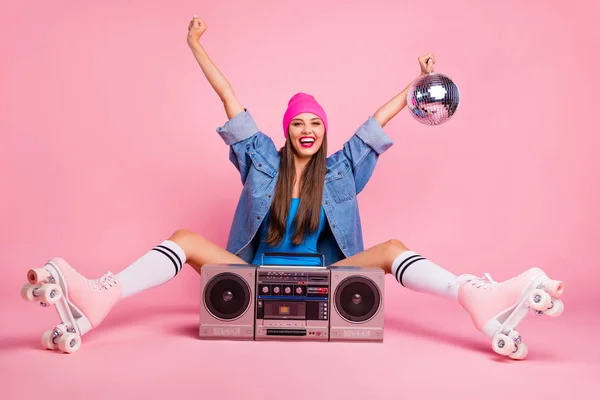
[391,250,458,300]
[115,240,187,298]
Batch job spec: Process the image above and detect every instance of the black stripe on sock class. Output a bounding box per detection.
[157,244,183,272]
[398,257,425,287]
[152,248,180,276]
[394,254,421,282]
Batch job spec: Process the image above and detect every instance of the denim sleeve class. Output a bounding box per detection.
[327,116,394,194]
[216,109,278,183]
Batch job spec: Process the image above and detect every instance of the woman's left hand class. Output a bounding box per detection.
[418,52,436,75]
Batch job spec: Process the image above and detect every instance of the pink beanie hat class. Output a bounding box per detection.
[282,93,328,138]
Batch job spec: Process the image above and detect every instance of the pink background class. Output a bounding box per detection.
[1,0,599,398]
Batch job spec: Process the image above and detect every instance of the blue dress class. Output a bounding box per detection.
[252,198,326,266]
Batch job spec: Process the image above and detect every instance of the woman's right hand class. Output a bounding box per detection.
[185,15,244,120]
[187,16,207,46]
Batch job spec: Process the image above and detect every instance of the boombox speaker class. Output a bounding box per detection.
[199,264,256,340]
[329,266,385,342]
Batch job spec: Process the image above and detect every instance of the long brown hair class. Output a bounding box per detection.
[265,132,328,246]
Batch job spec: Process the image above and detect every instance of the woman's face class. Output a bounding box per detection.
[287,113,326,159]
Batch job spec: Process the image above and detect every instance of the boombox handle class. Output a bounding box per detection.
[260,252,325,267]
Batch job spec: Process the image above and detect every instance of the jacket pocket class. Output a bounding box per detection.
[249,151,276,177]
[326,161,355,203]
[247,151,277,195]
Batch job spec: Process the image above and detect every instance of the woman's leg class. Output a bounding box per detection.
[168,229,246,273]
[27,229,244,341]
[115,228,246,298]
[331,238,565,360]
[331,239,458,300]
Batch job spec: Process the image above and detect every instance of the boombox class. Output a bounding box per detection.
[199,253,385,342]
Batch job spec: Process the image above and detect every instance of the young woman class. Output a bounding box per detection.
[21,16,565,359]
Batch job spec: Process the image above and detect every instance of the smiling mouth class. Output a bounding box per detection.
[299,137,315,148]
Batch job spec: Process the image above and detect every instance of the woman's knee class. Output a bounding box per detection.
[383,239,409,260]
[169,229,200,250]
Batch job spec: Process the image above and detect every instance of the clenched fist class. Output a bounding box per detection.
[187,16,207,46]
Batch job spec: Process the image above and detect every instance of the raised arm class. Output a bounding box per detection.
[187,16,244,120]
[373,52,436,127]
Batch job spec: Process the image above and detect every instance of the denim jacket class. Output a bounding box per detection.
[216,109,394,265]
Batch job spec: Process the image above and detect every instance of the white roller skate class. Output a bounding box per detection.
[456,267,564,360]
[21,257,121,354]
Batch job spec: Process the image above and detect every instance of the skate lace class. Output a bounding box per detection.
[450,273,498,291]
[87,272,118,290]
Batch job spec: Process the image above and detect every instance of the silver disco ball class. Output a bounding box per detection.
[407,72,460,126]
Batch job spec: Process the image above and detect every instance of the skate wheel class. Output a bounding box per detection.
[27,267,51,285]
[38,284,63,305]
[58,333,81,354]
[41,330,56,350]
[492,333,515,356]
[544,279,564,298]
[528,289,551,311]
[21,283,38,302]
[509,343,528,360]
[545,299,564,317]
